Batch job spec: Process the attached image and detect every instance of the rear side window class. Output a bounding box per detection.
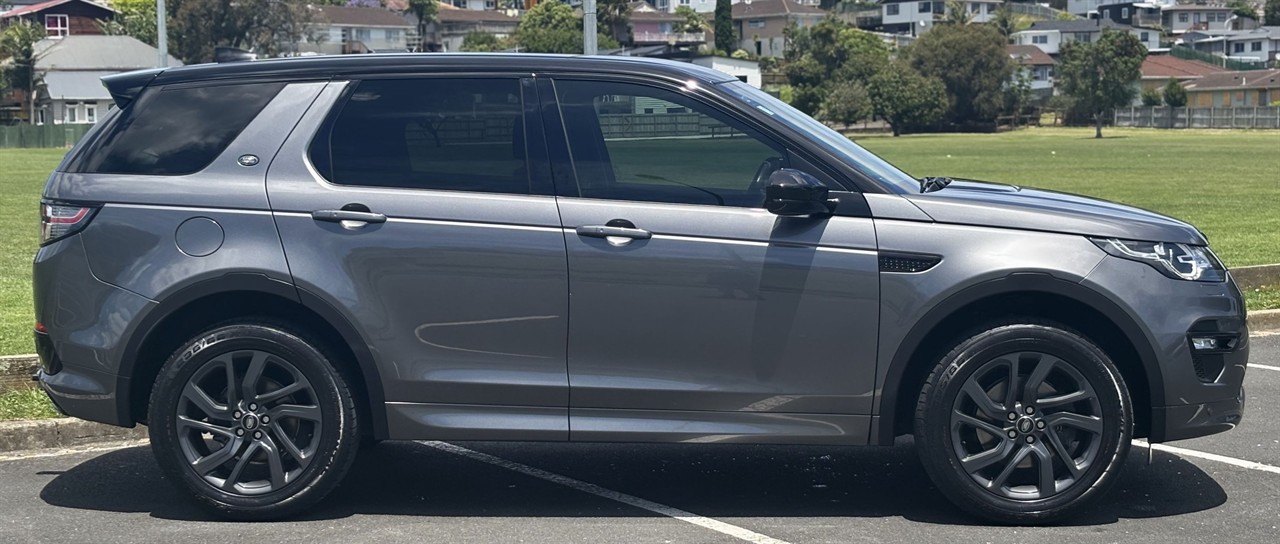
[79,82,284,175]
[309,78,530,195]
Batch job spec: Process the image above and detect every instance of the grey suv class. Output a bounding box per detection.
[34,54,1247,524]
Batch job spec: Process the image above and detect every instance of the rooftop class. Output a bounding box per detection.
[0,0,113,19]
[34,35,182,71]
[1007,45,1055,66]
[1185,68,1280,90]
[1140,54,1228,79]
[435,6,519,23]
[1026,19,1133,33]
[731,0,825,19]
[315,5,412,28]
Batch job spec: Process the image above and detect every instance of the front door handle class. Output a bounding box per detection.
[575,225,652,240]
[311,209,387,224]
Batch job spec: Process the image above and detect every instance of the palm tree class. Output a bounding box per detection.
[943,0,974,25]
[0,21,45,124]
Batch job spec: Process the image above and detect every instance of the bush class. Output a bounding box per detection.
[1140,87,1163,106]
[1163,79,1188,108]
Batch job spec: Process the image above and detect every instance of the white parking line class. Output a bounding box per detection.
[419,441,792,544]
[1248,363,1280,372]
[1134,439,1280,475]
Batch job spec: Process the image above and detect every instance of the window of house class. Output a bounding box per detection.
[886,4,899,15]
[1140,32,1149,42]
[1179,13,1188,23]
[85,104,96,124]
[553,79,790,209]
[44,14,68,37]
[1102,9,1109,19]
[64,103,78,124]
[1073,32,1092,42]
[355,28,371,42]
[919,1,930,12]
[1033,35,1048,44]
[310,78,530,195]
[748,19,766,28]
[969,3,979,13]
[384,29,400,41]
[485,0,496,8]
[452,0,466,6]
[1233,42,1244,53]
[1251,41,1262,51]
[36,108,47,126]
[1122,8,1129,19]
[680,0,690,4]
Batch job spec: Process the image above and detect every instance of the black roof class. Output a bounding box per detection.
[102,53,737,106]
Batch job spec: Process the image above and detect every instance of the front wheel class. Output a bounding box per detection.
[914,322,1132,524]
[148,322,360,520]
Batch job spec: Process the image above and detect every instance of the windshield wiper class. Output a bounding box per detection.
[919,177,953,193]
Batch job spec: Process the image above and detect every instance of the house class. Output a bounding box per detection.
[1013,19,1160,55]
[1183,68,1280,106]
[1138,53,1228,94]
[1093,2,1163,29]
[879,0,1001,36]
[1007,44,1056,98]
[1161,3,1256,35]
[731,0,824,57]
[423,5,519,52]
[629,2,705,46]
[690,55,761,87]
[301,5,413,55]
[31,35,182,125]
[1182,27,1280,63]
[0,0,113,37]
[444,0,498,10]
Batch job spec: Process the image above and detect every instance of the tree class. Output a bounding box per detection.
[943,0,974,25]
[1056,29,1145,138]
[715,0,735,54]
[1266,0,1280,25]
[515,1,619,54]
[1163,78,1188,107]
[407,0,438,51]
[1003,68,1033,126]
[783,18,888,114]
[674,6,710,33]
[166,0,316,63]
[461,30,507,52]
[100,0,158,46]
[0,21,44,124]
[1140,87,1163,106]
[908,22,1012,127]
[867,61,948,136]
[598,0,632,45]
[1226,0,1258,20]
[991,2,1031,40]
[818,80,871,128]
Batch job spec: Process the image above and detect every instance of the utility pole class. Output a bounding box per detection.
[583,0,597,55]
[157,0,169,67]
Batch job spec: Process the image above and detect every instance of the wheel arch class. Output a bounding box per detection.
[876,273,1162,445]
[118,273,388,439]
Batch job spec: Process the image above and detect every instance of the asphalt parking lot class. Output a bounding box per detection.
[3,334,1278,544]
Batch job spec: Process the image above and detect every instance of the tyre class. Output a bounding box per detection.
[914,322,1132,524]
[148,322,360,520]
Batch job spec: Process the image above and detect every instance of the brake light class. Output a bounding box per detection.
[40,201,98,246]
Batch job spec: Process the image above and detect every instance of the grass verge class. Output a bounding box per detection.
[0,387,60,421]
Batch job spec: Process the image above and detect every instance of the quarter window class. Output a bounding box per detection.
[553,80,789,208]
[311,78,530,195]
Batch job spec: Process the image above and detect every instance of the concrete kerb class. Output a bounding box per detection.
[2,302,1279,453]
[1233,263,1280,292]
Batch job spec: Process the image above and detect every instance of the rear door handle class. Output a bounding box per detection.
[311,209,387,224]
[575,225,652,240]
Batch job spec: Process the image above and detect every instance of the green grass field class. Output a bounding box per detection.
[0,128,1276,357]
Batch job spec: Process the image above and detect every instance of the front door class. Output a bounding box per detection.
[266,77,568,440]
[544,78,880,444]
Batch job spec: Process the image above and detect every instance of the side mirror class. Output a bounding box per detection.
[764,169,836,216]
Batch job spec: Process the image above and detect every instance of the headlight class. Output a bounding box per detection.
[1090,238,1225,282]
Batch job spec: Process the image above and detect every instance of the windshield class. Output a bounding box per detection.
[718,80,920,194]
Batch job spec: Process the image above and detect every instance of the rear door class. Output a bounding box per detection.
[266,77,569,441]
[543,77,881,444]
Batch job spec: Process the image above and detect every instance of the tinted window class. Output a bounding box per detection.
[312,78,529,195]
[81,82,284,175]
[554,80,784,208]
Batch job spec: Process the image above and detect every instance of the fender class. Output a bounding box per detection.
[874,272,1163,445]
[117,273,389,438]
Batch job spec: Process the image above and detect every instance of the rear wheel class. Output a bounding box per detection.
[914,322,1131,524]
[148,322,359,520]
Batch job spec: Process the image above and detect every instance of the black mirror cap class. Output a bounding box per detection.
[765,169,836,216]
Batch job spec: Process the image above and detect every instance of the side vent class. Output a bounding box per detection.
[879,252,942,273]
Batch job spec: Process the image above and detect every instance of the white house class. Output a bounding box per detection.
[691,55,762,88]
[1161,3,1253,35]
[32,35,182,125]
[1183,27,1280,64]
[445,0,497,10]
[635,0,819,15]
[880,0,1002,35]
[302,5,413,55]
[1007,44,1056,96]
[1013,19,1160,55]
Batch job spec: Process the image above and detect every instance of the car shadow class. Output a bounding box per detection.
[38,439,1226,525]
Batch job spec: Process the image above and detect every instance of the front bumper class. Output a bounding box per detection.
[1082,256,1248,443]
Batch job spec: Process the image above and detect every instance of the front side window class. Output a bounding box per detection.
[45,14,68,37]
[553,80,788,208]
[311,78,529,195]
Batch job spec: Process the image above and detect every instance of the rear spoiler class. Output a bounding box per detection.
[100,68,165,109]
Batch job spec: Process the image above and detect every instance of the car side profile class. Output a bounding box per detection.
[33,54,1247,524]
